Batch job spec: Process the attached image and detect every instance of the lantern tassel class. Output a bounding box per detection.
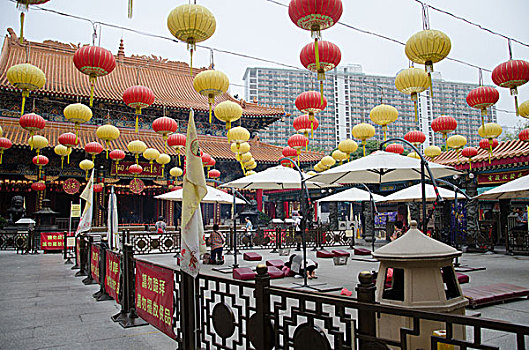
[161,166,164,178]
[89,76,96,107]
[128,0,133,18]
[150,162,153,173]
[413,100,418,123]
[209,104,212,124]
[67,151,70,165]
[383,126,387,141]
[20,90,29,116]
[189,47,193,76]
[61,157,64,169]
[514,94,519,116]
[311,121,314,138]
[297,153,300,166]
[30,133,34,150]
[469,160,472,170]
[319,81,324,105]
[489,141,493,164]
[0,150,3,165]
[92,154,96,163]
[362,141,366,157]
[135,106,141,133]
[178,153,181,166]
[314,38,320,73]
[20,12,25,44]
[116,161,119,173]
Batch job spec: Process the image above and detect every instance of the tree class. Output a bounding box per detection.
[499,120,529,142]
[351,139,380,160]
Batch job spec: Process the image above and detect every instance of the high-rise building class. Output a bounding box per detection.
[243,64,496,152]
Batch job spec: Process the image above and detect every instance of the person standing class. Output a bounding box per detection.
[155,216,166,233]
[244,217,254,247]
[292,211,302,251]
[209,224,225,264]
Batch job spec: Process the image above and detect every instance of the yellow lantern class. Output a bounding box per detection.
[6,63,46,116]
[214,100,242,131]
[338,139,358,162]
[228,126,250,145]
[306,170,317,177]
[405,30,451,96]
[331,150,348,165]
[245,170,256,177]
[520,100,529,119]
[395,67,429,123]
[231,141,250,155]
[478,122,502,162]
[127,140,147,164]
[369,104,398,140]
[321,155,336,169]
[407,151,421,159]
[79,159,94,180]
[28,135,48,157]
[240,152,252,163]
[193,70,230,123]
[167,4,216,75]
[352,123,376,157]
[64,103,92,142]
[156,153,171,177]
[447,135,467,160]
[169,166,183,179]
[143,148,160,172]
[424,145,441,160]
[314,163,323,172]
[245,160,257,170]
[96,124,120,158]
[0,125,3,137]
[54,144,71,169]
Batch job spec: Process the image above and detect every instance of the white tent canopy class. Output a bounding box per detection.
[317,187,386,202]
[155,185,245,204]
[308,151,461,185]
[379,184,457,203]
[221,165,334,190]
[479,173,529,200]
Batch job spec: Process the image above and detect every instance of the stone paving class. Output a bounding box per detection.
[1,244,529,349]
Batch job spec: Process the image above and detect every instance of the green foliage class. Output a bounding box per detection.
[499,120,529,142]
[351,139,380,160]
[257,211,270,226]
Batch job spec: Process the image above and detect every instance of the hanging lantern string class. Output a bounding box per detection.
[421,2,430,30]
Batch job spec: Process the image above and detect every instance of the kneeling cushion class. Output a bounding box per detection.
[233,267,257,281]
[282,266,295,277]
[456,272,470,284]
[266,259,285,268]
[243,252,262,261]
[354,247,371,256]
[316,250,334,258]
[267,266,284,279]
[332,249,351,257]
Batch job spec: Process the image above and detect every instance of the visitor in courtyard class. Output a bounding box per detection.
[284,254,318,279]
[391,220,405,241]
[209,224,225,264]
[155,216,166,233]
[244,217,254,247]
[292,210,302,251]
[514,207,528,230]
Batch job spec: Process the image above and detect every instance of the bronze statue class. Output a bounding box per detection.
[7,195,25,224]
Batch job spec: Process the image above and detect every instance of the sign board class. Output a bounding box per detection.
[66,237,76,248]
[111,161,163,177]
[105,250,121,302]
[41,233,64,250]
[477,170,529,185]
[71,204,81,218]
[90,244,100,284]
[135,260,176,339]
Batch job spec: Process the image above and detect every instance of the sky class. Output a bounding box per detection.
[1,0,528,135]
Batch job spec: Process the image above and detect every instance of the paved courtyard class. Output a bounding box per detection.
[1,245,528,349]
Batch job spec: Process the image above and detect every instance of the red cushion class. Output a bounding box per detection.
[266,259,285,268]
[354,248,371,256]
[316,250,334,258]
[267,266,284,279]
[282,266,295,277]
[243,252,262,261]
[456,272,469,284]
[332,249,351,257]
[233,267,257,280]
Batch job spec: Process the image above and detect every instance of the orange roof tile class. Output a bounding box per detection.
[0,28,284,118]
[0,117,323,164]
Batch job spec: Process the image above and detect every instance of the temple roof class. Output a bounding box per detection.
[0,28,284,119]
[432,139,529,170]
[0,117,323,164]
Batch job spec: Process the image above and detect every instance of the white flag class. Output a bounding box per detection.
[180,109,207,277]
[76,169,94,235]
[107,186,119,250]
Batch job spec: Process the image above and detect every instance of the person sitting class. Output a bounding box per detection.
[155,216,166,233]
[390,220,405,241]
[514,207,528,230]
[209,224,225,264]
[284,254,318,279]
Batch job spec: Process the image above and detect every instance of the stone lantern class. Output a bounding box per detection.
[372,221,468,349]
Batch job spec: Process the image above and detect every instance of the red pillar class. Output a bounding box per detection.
[256,189,263,212]
[284,201,289,218]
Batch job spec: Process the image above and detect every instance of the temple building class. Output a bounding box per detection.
[0,29,323,226]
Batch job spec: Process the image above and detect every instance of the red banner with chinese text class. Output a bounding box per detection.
[478,170,529,185]
[105,250,120,302]
[40,232,64,251]
[76,237,80,266]
[110,161,163,177]
[91,244,100,284]
[135,260,175,339]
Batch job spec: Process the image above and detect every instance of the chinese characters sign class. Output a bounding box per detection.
[76,237,80,267]
[105,250,120,302]
[111,161,163,177]
[41,232,63,251]
[477,170,529,185]
[63,178,81,195]
[91,244,100,284]
[135,260,175,339]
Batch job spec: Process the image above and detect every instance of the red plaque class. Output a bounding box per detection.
[63,178,81,194]
[90,244,100,284]
[76,237,80,267]
[129,178,145,194]
[135,261,176,339]
[105,250,120,302]
[40,232,64,251]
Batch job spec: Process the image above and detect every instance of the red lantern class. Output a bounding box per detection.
[431,115,457,148]
[123,85,155,132]
[152,117,177,152]
[84,141,104,162]
[167,133,186,166]
[207,157,216,168]
[208,169,220,179]
[461,147,478,170]
[31,181,46,192]
[32,154,48,179]
[293,114,319,139]
[110,149,125,173]
[201,153,212,167]
[385,143,404,155]
[519,130,529,142]
[492,59,529,115]
[288,134,309,165]
[128,164,143,177]
[466,87,499,127]
[73,45,116,107]
[480,138,498,149]
[300,40,341,101]
[19,113,45,149]
[93,183,103,193]
[295,91,326,136]
[280,157,294,168]
[58,132,79,164]
[0,137,12,165]
[282,146,298,158]
[16,1,51,44]
[404,130,426,145]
